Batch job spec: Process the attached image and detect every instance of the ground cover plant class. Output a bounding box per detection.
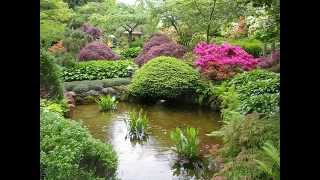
[62,60,136,81]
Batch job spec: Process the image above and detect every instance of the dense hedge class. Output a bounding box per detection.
[128,56,200,100]
[214,38,263,57]
[40,108,118,179]
[62,60,136,82]
[64,78,132,93]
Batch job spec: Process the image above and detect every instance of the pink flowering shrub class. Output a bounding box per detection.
[78,41,120,61]
[194,43,257,80]
[135,33,186,65]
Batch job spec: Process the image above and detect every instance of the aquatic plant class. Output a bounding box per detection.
[126,109,149,141]
[96,95,118,111]
[170,127,200,159]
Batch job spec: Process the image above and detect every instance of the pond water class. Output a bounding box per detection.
[73,102,222,180]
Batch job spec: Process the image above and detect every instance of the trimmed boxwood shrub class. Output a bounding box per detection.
[40,109,118,179]
[62,60,136,81]
[128,56,200,100]
[78,41,120,61]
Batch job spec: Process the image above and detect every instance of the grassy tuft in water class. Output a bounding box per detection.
[96,95,118,111]
[170,127,200,159]
[126,109,149,141]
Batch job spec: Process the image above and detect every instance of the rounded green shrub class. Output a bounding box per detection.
[128,56,200,100]
[40,109,118,179]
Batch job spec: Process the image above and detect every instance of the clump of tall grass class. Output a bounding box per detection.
[96,95,118,111]
[170,127,200,159]
[126,109,149,141]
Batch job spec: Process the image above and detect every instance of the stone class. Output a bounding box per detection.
[101,87,117,95]
[85,90,100,96]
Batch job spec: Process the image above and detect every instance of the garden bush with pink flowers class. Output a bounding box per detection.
[194,43,258,80]
[78,41,120,61]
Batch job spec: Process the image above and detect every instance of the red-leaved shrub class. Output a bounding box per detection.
[135,33,186,65]
[78,41,120,61]
[80,24,102,40]
[257,50,280,69]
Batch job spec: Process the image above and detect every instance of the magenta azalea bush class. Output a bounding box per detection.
[80,24,102,40]
[78,41,120,61]
[194,43,258,71]
[135,33,186,65]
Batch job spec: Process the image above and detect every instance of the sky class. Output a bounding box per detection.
[117,0,136,5]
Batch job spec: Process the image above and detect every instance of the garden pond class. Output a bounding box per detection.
[73,102,222,180]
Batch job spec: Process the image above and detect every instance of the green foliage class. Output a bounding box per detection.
[129,38,144,48]
[126,109,149,141]
[40,49,63,100]
[53,52,77,68]
[128,56,200,100]
[170,127,200,159]
[40,98,68,115]
[40,20,66,48]
[120,47,141,58]
[254,141,280,180]
[208,111,280,179]
[62,28,93,55]
[40,0,74,23]
[213,37,264,57]
[214,69,280,115]
[62,60,136,81]
[40,108,118,179]
[96,95,118,111]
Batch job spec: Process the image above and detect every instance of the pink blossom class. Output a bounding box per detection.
[194,43,258,71]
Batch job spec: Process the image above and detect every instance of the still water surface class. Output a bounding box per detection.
[73,102,222,180]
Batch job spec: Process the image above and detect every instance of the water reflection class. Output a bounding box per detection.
[73,102,222,180]
[171,158,216,180]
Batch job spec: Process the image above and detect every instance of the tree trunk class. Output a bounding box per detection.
[206,24,211,43]
[128,31,133,46]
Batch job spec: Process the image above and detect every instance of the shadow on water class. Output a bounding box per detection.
[73,102,222,180]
